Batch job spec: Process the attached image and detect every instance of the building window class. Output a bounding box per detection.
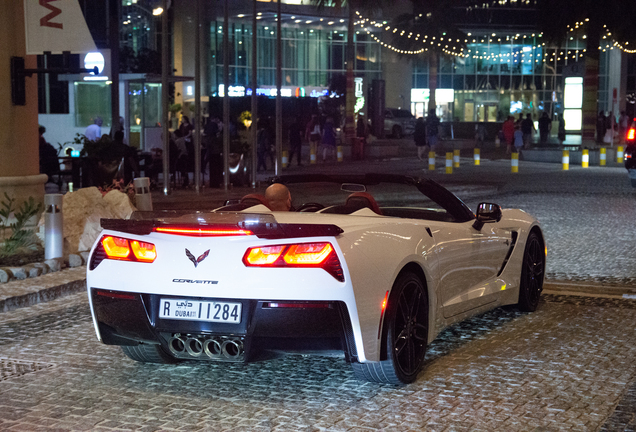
[74,82,111,128]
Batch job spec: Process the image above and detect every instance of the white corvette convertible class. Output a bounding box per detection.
[87,174,545,384]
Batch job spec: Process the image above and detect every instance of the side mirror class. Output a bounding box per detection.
[473,202,502,230]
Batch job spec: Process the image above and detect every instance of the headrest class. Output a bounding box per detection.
[345,192,382,215]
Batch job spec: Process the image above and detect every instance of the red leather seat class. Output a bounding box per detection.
[240,194,271,210]
[345,192,382,215]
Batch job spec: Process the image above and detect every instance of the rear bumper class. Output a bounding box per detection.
[89,288,358,362]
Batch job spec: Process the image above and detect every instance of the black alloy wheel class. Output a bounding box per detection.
[352,271,428,384]
[386,272,428,383]
[517,231,545,312]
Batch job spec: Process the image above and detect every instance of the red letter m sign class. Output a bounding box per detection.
[39,0,63,29]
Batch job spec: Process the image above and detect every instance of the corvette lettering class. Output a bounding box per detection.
[172,278,218,284]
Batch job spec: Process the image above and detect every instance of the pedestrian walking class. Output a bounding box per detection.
[321,117,337,162]
[620,111,630,143]
[256,119,271,172]
[597,111,607,144]
[414,117,427,160]
[288,116,303,166]
[39,126,59,183]
[502,115,515,153]
[538,112,552,145]
[425,109,441,153]
[521,113,536,149]
[306,115,321,161]
[513,125,524,152]
[557,113,566,145]
[475,122,486,148]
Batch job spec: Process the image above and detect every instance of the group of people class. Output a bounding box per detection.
[598,111,631,144]
[499,112,566,153]
[256,114,340,171]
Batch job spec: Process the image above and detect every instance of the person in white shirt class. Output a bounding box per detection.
[84,117,103,141]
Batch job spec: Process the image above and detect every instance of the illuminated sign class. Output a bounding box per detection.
[219,85,327,98]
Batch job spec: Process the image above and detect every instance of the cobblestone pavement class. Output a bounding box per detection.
[2,156,636,431]
[2,292,636,431]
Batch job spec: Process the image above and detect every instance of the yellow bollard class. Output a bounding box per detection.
[511,152,519,173]
[428,151,436,171]
[562,150,569,170]
[337,146,343,162]
[282,150,288,168]
[474,148,480,166]
[445,152,453,174]
[581,149,589,168]
[453,149,460,168]
[310,144,316,164]
[617,146,624,163]
[600,147,607,166]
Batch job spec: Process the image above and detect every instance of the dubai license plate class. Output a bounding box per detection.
[159,298,241,324]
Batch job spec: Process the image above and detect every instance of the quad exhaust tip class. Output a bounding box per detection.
[168,334,244,360]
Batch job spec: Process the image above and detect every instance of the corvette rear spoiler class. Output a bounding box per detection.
[100,218,343,239]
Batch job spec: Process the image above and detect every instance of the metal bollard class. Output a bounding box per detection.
[310,145,316,164]
[337,146,343,162]
[600,147,607,166]
[474,148,480,166]
[511,152,519,173]
[453,149,460,168]
[562,150,569,170]
[582,149,589,168]
[133,177,153,211]
[44,194,63,260]
[617,146,624,163]
[282,151,288,168]
[428,151,436,171]
[445,152,453,174]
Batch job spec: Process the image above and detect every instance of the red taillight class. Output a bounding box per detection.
[283,243,333,265]
[628,129,635,141]
[243,242,344,281]
[100,236,156,263]
[154,227,252,236]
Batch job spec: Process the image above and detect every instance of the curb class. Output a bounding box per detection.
[543,280,636,299]
[0,278,86,313]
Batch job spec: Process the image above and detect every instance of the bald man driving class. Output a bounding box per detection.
[265,183,292,211]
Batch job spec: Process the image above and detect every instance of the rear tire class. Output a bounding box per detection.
[517,231,545,312]
[352,271,428,384]
[121,343,179,364]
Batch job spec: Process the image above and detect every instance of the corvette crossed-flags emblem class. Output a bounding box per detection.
[185,248,210,268]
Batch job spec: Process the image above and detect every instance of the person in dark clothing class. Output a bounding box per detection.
[256,119,271,172]
[521,113,536,149]
[203,117,222,187]
[111,130,139,184]
[597,111,607,144]
[288,116,303,166]
[39,126,59,183]
[538,112,552,145]
[413,117,427,160]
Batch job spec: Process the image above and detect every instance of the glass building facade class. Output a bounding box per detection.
[208,20,383,97]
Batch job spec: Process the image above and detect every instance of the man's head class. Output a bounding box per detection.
[95,116,103,126]
[265,183,292,211]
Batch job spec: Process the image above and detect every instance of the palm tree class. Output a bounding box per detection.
[536,0,636,143]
